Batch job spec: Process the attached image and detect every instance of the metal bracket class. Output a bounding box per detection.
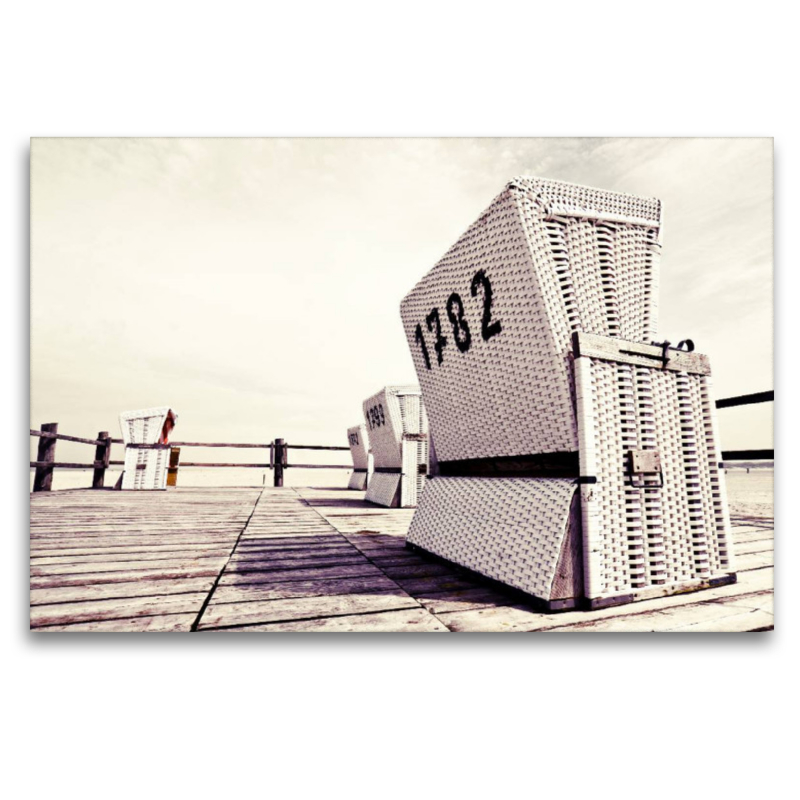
[627,449,663,488]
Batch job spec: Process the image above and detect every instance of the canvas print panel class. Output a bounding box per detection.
[30,138,773,632]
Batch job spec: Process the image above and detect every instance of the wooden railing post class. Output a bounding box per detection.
[33,422,58,492]
[274,438,285,487]
[92,431,111,489]
[167,447,181,487]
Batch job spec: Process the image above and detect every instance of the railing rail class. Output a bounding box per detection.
[716,391,773,409]
[715,390,774,463]
[30,389,773,491]
[31,425,352,491]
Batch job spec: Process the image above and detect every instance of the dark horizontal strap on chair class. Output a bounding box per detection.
[352,468,368,474]
[438,452,580,479]
[403,433,428,441]
[126,443,171,450]
[374,467,402,474]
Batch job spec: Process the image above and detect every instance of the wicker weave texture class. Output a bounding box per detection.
[346,425,372,489]
[347,424,370,469]
[399,177,661,463]
[121,447,169,491]
[406,477,577,599]
[119,407,172,445]
[362,387,412,468]
[575,352,734,601]
[347,470,369,491]
[365,472,401,507]
[362,386,428,507]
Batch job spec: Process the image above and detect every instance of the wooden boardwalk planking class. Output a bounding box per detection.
[30,486,774,632]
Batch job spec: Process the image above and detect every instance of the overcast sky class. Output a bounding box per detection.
[30,137,773,472]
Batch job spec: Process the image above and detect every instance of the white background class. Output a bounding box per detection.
[3,3,794,799]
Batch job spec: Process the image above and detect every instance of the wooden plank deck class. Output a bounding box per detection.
[30,487,774,632]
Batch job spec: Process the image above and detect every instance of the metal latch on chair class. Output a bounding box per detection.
[627,449,663,487]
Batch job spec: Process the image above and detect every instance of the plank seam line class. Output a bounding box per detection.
[293,490,455,630]
[190,488,266,632]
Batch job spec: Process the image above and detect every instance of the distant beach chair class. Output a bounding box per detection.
[346,424,372,490]
[118,407,177,490]
[362,386,428,508]
[401,177,734,609]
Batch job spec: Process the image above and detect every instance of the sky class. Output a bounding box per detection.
[30,138,773,481]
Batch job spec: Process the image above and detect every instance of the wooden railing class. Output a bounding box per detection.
[30,426,350,492]
[30,389,774,491]
[715,391,774,462]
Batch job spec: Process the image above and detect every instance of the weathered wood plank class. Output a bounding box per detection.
[733,552,773,571]
[30,576,215,606]
[224,554,367,573]
[218,562,385,586]
[202,608,448,633]
[574,332,711,374]
[30,541,238,557]
[733,540,773,555]
[31,555,230,576]
[197,589,420,630]
[394,575,483,594]
[35,613,197,633]
[31,549,233,566]
[209,574,400,605]
[377,563,463,579]
[31,563,226,589]
[413,586,519,615]
[31,592,208,628]
[369,553,430,567]
[235,535,346,550]
[229,545,360,564]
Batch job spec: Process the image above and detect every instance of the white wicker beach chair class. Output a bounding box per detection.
[402,177,734,610]
[346,424,372,490]
[118,406,176,490]
[362,386,428,508]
